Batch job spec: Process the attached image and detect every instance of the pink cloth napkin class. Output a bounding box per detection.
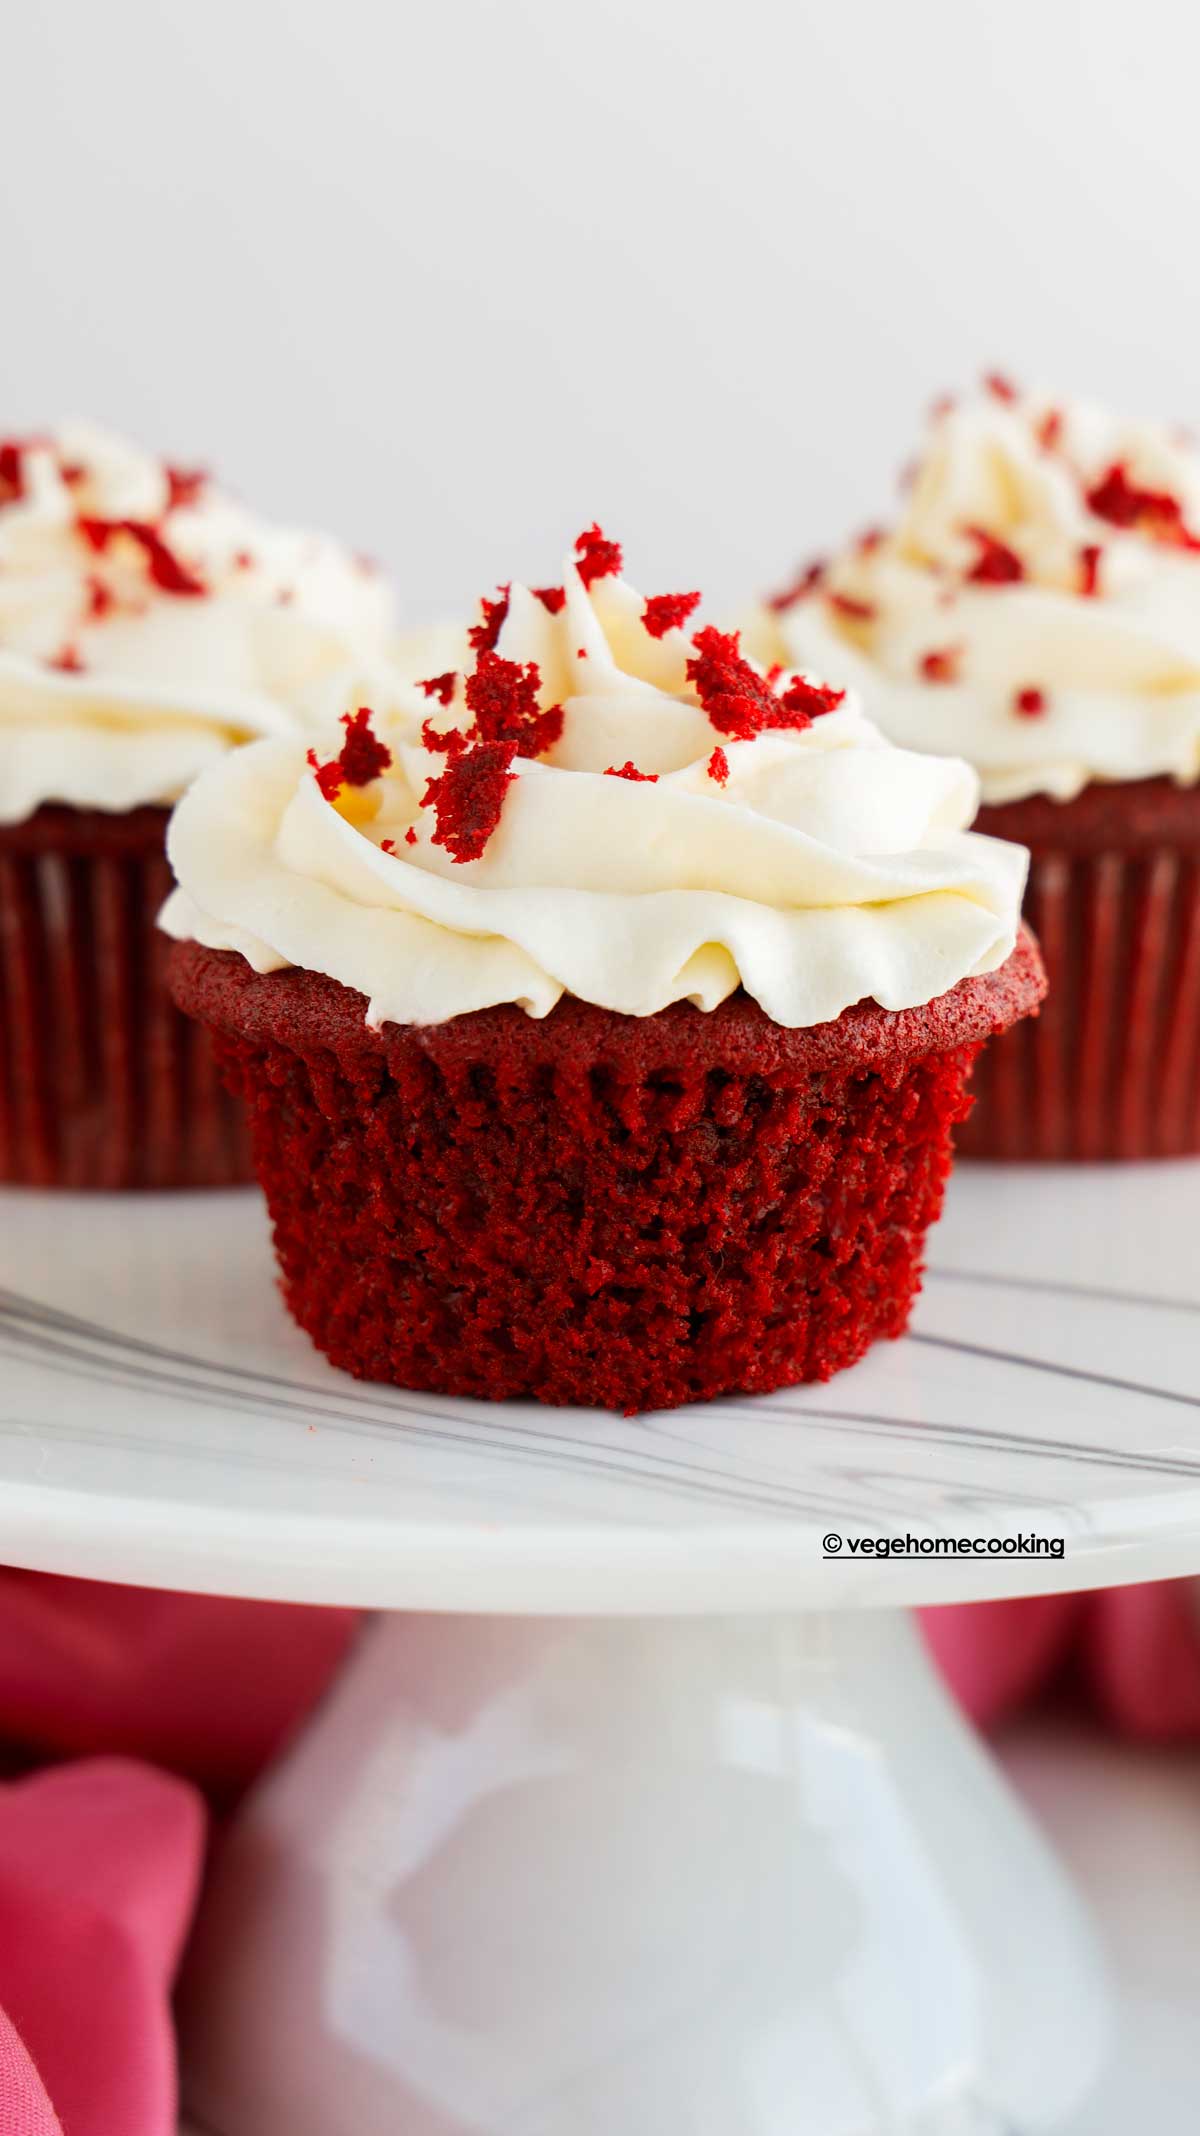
[921,1579,1200,1738]
[0,1569,1197,2134]
[0,1758,205,2136]
[0,1577,359,2134]
[0,1571,360,1801]
[0,2007,63,2136]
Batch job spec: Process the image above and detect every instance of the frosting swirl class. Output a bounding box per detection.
[0,422,395,822]
[756,383,1200,805]
[163,531,1027,1029]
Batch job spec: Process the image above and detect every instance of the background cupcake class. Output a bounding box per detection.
[164,526,1040,1412]
[0,423,395,1187]
[754,379,1200,1161]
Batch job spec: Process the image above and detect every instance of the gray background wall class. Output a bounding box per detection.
[3,0,1191,621]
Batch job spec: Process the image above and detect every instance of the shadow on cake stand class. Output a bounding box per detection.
[3,1161,1197,2134]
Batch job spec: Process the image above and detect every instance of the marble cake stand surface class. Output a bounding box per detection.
[2,1160,1196,2134]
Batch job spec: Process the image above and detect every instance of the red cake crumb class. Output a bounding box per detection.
[336,707,393,786]
[1037,408,1064,452]
[856,526,885,553]
[421,717,468,758]
[642,590,701,639]
[984,372,1018,403]
[1013,686,1046,717]
[827,590,876,621]
[1085,462,1200,548]
[777,672,845,721]
[306,748,345,803]
[234,550,254,571]
[604,761,658,781]
[532,585,566,614]
[47,644,85,673]
[169,930,1044,1411]
[707,746,729,785]
[418,671,458,705]
[423,739,518,863]
[920,645,961,682]
[164,465,207,511]
[379,838,396,853]
[686,627,786,740]
[573,523,623,588]
[767,559,826,612]
[1079,544,1103,597]
[308,709,392,801]
[77,517,207,597]
[576,647,588,658]
[963,527,1024,584]
[405,826,418,845]
[464,651,564,756]
[687,628,842,739]
[468,586,511,654]
[0,439,32,504]
[85,576,115,620]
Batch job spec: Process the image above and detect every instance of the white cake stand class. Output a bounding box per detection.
[2,1160,1198,2136]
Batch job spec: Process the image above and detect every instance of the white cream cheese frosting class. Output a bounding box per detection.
[0,422,395,823]
[755,381,1200,806]
[162,529,1028,1029]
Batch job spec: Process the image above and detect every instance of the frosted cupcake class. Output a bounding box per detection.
[0,424,394,1187]
[755,379,1200,1160]
[164,526,1041,1412]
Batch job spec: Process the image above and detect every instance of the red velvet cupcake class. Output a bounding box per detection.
[165,529,1040,1410]
[757,379,1200,1160]
[0,424,394,1188]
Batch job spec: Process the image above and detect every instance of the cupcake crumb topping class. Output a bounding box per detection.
[416,670,458,705]
[77,515,208,597]
[462,651,565,755]
[468,586,511,654]
[422,739,518,864]
[1085,461,1200,548]
[919,645,962,682]
[307,707,393,802]
[642,590,701,639]
[1079,543,1103,596]
[766,559,826,613]
[572,522,622,588]
[0,438,38,504]
[963,526,1025,585]
[827,590,876,621]
[686,625,844,739]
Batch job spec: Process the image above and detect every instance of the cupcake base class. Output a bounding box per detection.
[962,778,1200,1161]
[170,933,1043,1411]
[0,806,252,1190]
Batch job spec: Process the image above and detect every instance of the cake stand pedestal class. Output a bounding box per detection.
[2,1161,1198,2136]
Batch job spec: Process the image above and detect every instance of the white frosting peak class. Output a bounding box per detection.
[0,422,395,822]
[163,537,1027,1030]
[759,386,1200,804]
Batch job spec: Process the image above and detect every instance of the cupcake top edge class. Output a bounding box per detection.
[0,421,395,822]
[756,376,1200,806]
[162,524,1029,1032]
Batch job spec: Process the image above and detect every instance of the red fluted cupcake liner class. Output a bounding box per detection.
[169,931,1043,1411]
[960,778,1200,1161]
[0,806,252,1189]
